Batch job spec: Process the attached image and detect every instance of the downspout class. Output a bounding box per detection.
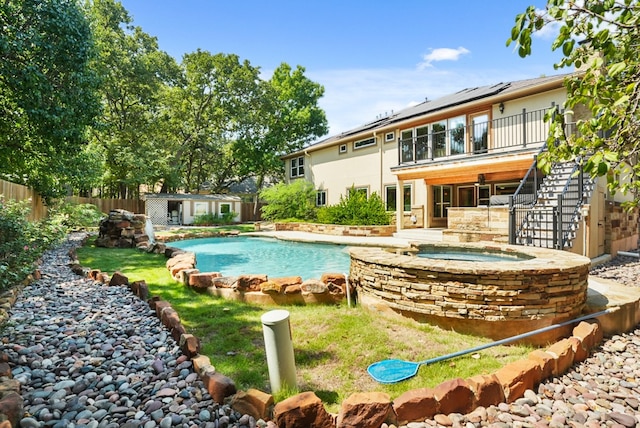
[375,132,382,196]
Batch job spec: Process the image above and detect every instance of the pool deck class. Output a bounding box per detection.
[245,229,640,338]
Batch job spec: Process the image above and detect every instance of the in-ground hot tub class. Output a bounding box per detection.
[349,242,591,344]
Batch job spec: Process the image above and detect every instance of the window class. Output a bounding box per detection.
[194,202,208,216]
[316,190,327,206]
[433,185,451,218]
[339,144,347,154]
[494,182,520,195]
[385,184,412,211]
[400,129,414,162]
[458,186,475,207]
[353,137,376,150]
[385,132,395,142]
[478,185,491,206]
[290,156,304,178]
[349,186,368,198]
[432,121,447,158]
[471,113,489,154]
[415,126,429,161]
[448,116,466,156]
[219,203,231,214]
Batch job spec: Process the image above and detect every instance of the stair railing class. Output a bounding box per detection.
[508,142,546,244]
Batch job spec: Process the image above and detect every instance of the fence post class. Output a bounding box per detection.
[522,108,527,148]
[555,194,564,249]
[508,195,515,245]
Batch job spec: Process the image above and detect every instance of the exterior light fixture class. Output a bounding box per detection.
[499,102,505,114]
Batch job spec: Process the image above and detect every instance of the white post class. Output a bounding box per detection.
[261,310,297,393]
[396,179,404,232]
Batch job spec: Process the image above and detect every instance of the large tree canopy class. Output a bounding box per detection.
[164,54,328,195]
[1,0,328,200]
[508,0,640,207]
[0,0,101,200]
[86,0,179,199]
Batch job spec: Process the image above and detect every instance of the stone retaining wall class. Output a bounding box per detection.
[275,222,395,237]
[605,202,640,256]
[350,243,591,343]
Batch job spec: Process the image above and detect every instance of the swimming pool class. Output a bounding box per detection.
[170,236,351,280]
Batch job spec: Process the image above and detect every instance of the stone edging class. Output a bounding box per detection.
[275,222,396,237]
[0,236,612,428]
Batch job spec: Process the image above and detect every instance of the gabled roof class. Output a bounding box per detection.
[284,73,572,158]
[143,193,242,201]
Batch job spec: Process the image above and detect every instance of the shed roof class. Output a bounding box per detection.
[143,193,242,201]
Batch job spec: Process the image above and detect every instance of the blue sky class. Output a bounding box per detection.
[120,1,565,137]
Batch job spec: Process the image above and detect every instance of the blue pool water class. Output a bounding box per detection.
[170,236,351,280]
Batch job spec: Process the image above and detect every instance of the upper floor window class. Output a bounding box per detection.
[353,137,376,150]
[290,156,304,178]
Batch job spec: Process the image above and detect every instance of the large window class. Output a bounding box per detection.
[432,121,447,158]
[290,156,304,178]
[433,185,451,218]
[471,113,489,153]
[449,116,466,156]
[219,203,231,214]
[415,126,429,160]
[400,129,414,162]
[385,184,412,211]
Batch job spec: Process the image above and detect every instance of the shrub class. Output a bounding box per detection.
[260,180,317,221]
[48,201,105,230]
[0,197,65,290]
[193,211,237,225]
[316,188,391,225]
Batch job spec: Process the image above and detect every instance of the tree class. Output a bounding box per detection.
[508,0,640,207]
[0,0,101,200]
[86,0,179,199]
[259,180,317,221]
[236,63,328,214]
[163,50,266,194]
[164,56,328,198]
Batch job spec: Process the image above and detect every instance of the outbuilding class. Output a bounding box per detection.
[144,193,242,226]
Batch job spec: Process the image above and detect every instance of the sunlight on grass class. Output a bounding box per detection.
[76,241,534,411]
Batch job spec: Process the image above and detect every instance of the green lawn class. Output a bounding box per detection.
[76,241,533,411]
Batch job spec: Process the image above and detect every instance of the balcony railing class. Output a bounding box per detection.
[397,107,555,166]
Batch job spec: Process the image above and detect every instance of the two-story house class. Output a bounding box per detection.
[283,73,638,258]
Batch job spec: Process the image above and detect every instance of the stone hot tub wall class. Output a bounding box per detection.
[350,242,591,345]
[443,206,510,243]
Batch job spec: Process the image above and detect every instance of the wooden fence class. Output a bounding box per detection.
[240,202,264,222]
[2,178,262,224]
[1,178,147,221]
[0,179,47,221]
[65,196,145,214]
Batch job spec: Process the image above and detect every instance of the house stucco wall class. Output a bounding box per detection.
[302,134,399,205]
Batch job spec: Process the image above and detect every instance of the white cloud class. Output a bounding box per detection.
[417,47,471,69]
